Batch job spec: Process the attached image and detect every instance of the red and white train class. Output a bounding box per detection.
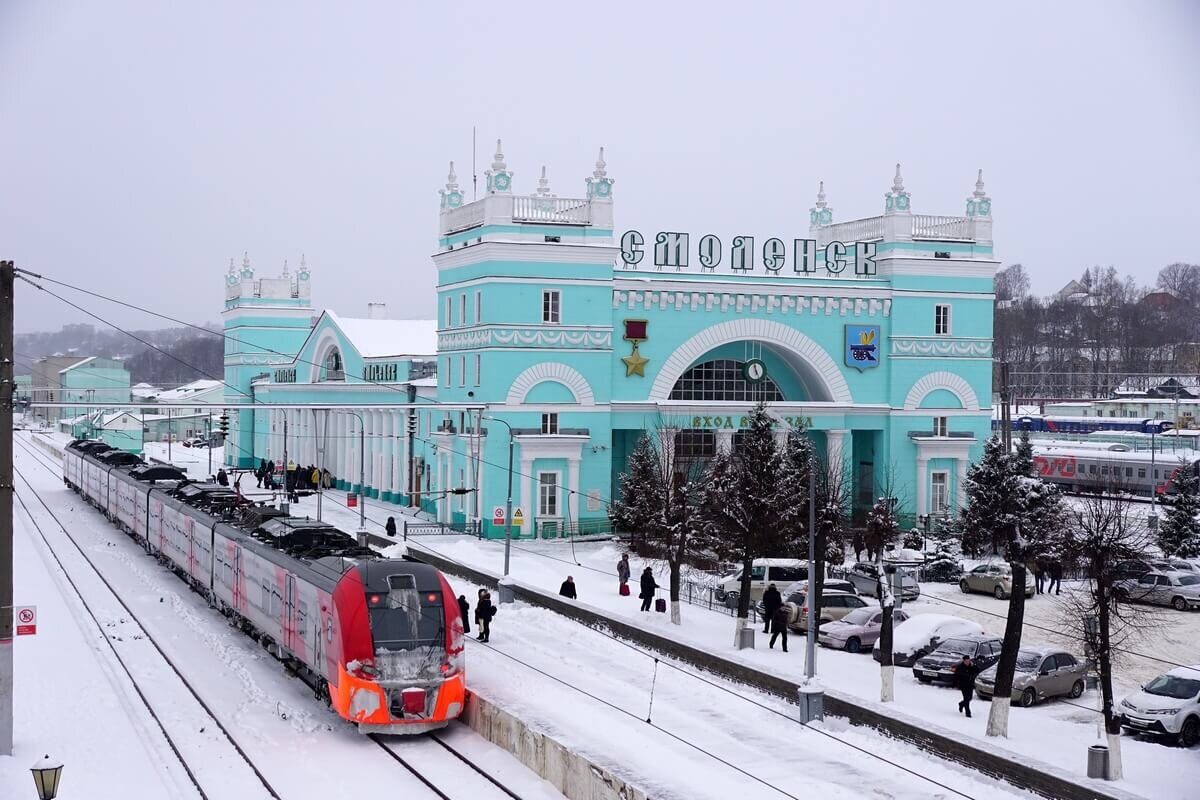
[63,439,465,734]
[1031,444,1200,498]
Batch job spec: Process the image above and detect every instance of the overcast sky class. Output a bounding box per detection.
[3,1,1198,334]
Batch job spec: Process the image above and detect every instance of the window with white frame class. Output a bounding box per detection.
[933,416,948,437]
[541,413,559,434]
[934,304,951,335]
[931,472,949,514]
[459,356,466,387]
[538,472,559,516]
[542,289,561,324]
[445,296,453,327]
[443,358,451,387]
[474,290,482,324]
[459,294,466,326]
[473,353,481,386]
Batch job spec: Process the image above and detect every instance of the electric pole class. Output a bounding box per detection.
[2,260,16,755]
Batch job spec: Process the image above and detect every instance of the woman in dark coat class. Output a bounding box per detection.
[475,588,493,642]
[457,595,471,635]
[639,567,658,612]
[559,576,578,599]
[768,604,789,652]
[385,517,397,538]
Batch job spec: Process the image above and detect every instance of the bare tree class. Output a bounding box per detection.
[1058,491,1158,780]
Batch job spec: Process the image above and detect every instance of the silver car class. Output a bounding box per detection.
[974,647,1089,707]
[836,561,921,600]
[1115,571,1200,611]
[818,607,909,653]
[960,563,1035,600]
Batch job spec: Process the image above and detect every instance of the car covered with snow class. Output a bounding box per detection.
[1118,665,1200,746]
[1114,571,1200,611]
[871,613,984,667]
[818,607,909,653]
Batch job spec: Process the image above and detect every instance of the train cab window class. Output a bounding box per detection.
[367,574,446,652]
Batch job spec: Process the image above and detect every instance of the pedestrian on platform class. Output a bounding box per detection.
[761,582,782,634]
[1033,559,1046,594]
[769,604,789,652]
[311,466,320,489]
[385,516,397,538]
[257,458,268,488]
[476,588,494,642]
[457,595,471,635]
[617,554,631,594]
[639,567,658,612]
[559,576,578,599]
[216,468,228,486]
[955,655,980,717]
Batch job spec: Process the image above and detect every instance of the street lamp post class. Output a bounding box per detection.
[345,411,367,540]
[483,415,516,604]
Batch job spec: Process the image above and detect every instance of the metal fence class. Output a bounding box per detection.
[403,520,482,538]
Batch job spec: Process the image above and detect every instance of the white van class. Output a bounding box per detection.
[716,559,808,608]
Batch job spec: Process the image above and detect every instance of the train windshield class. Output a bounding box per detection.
[367,574,445,652]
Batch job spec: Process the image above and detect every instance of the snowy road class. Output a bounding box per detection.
[3,435,564,800]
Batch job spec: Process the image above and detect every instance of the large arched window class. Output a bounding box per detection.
[321,348,344,381]
[669,359,783,402]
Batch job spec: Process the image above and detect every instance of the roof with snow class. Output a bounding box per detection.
[327,312,437,358]
[155,379,224,402]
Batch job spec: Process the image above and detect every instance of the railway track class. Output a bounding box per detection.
[13,436,533,800]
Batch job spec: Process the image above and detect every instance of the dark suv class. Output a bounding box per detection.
[912,634,1003,685]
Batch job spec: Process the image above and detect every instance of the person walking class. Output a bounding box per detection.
[617,554,631,594]
[385,516,397,538]
[639,567,658,612]
[761,582,782,634]
[768,604,789,652]
[457,594,471,635]
[1048,559,1063,595]
[311,465,321,489]
[216,468,228,486]
[954,655,980,717]
[559,576,578,599]
[1033,559,1046,595]
[257,458,268,488]
[476,588,494,642]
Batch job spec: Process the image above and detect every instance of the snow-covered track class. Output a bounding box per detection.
[12,453,283,800]
[370,733,529,800]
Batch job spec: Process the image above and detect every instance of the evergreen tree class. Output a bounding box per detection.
[865,496,899,563]
[959,436,1023,556]
[609,434,665,542]
[1013,429,1035,476]
[1159,463,1200,558]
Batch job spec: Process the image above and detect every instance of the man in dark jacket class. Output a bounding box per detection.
[1047,559,1063,595]
[954,655,980,717]
[768,604,789,652]
[457,595,471,635]
[559,576,578,599]
[761,583,783,634]
[216,468,228,486]
[385,516,397,537]
[639,567,658,612]
[476,589,493,642]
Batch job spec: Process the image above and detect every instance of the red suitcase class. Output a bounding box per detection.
[619,583,631,596]
[655,597,667,613]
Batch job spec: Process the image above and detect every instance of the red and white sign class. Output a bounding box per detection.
[16,606,37,636]
[492,506,506,526]
[347,493,358,508]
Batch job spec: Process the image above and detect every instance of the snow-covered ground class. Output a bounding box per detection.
[4,435,565,800]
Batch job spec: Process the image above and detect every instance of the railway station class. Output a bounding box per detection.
[224,145,999,536]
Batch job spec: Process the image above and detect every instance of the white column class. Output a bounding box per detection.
[715,429,734,455]
[393,411,404,502]
[567,456,581,528]
[520,455,534,535]
[955,457,969,510]
[825,429,849,475]
[916,456,929,516]
[367,411,378,495]
[382,411,394,499]
[338,413,348,486]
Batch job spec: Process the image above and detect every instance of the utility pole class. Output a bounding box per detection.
[281,415,289,514]
[1,260,15,755]
[206,411,212,478]
[1000,361,1013,452]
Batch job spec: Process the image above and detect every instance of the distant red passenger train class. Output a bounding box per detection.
[64,439,465,733]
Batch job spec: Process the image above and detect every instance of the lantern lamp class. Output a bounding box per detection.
[30,754,64,800]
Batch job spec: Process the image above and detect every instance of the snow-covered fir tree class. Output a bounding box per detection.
[1159,461,1200,558]
[959,436,1023,555]
[609,433,665,538]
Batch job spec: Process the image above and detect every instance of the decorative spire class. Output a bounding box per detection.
[242,251,250,269]
[227,257,235,275]
[440,160,465,209]
[586,146,614,200]
[535,165,552,196]
[809,181,833,227]
[298,253,310,281]
[967,168,992,217]
[445,160,460,193]
[485,138,513,194]
[282,258,289,276]
[885,163,911,214]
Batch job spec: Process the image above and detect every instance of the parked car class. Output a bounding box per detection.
[717,559,808,609]
[1118,665,1200,746]
[754,578,856,622]
[959,563,1036,600]
[1112,559,1162,582]
[872,613,984,667]
[912,634,1003,684]
[974,647,1088,706]
[1165,559,1199,575]
[783,590,870,632]
[818,607,910,653]
[1114,571,1200,611]
[835,561,921,600]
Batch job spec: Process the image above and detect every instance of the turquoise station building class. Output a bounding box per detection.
[224,143,997,537]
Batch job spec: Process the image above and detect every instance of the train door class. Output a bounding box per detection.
[185,516,198,579]
[233,547,245,612]
[283,574,299,655]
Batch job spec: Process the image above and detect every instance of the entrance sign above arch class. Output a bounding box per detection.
[648,319,853,404]
[903,371,980,411]
[506,362,596,406]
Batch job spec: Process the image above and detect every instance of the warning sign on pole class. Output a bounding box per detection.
[492,506,505,526]
[511,508,525,528]
[347,493,358,508]
[16,606,37,636]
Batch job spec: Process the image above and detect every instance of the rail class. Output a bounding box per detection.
[911,214,972,241]
[818,216,884,242]
[511,196,591,225]
[403,520,482,538]
[440,201,486,234]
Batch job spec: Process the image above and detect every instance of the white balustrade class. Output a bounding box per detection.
[440,201,486,234]
[512,196,592,225]
[911,214,972,241]
[820,216,885,243]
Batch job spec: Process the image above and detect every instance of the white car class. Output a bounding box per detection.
[871,613,984,667]
[1119,666,1200,746]
[715,559,808,608]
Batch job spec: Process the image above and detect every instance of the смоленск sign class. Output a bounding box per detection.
[620,231,877,276]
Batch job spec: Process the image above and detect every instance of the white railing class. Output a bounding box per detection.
[911,214,972,241]
[820,216,884,243]
[512,196,592,225]
[440,201,486,234]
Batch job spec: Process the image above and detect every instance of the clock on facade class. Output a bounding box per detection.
[743,358,766,384]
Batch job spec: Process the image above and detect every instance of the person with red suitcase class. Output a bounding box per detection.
[618,554,631,595]
[639,567,658,612]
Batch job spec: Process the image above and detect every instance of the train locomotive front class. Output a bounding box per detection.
[326,560,466,733]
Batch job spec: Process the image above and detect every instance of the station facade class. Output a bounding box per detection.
[224,144,998,537]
